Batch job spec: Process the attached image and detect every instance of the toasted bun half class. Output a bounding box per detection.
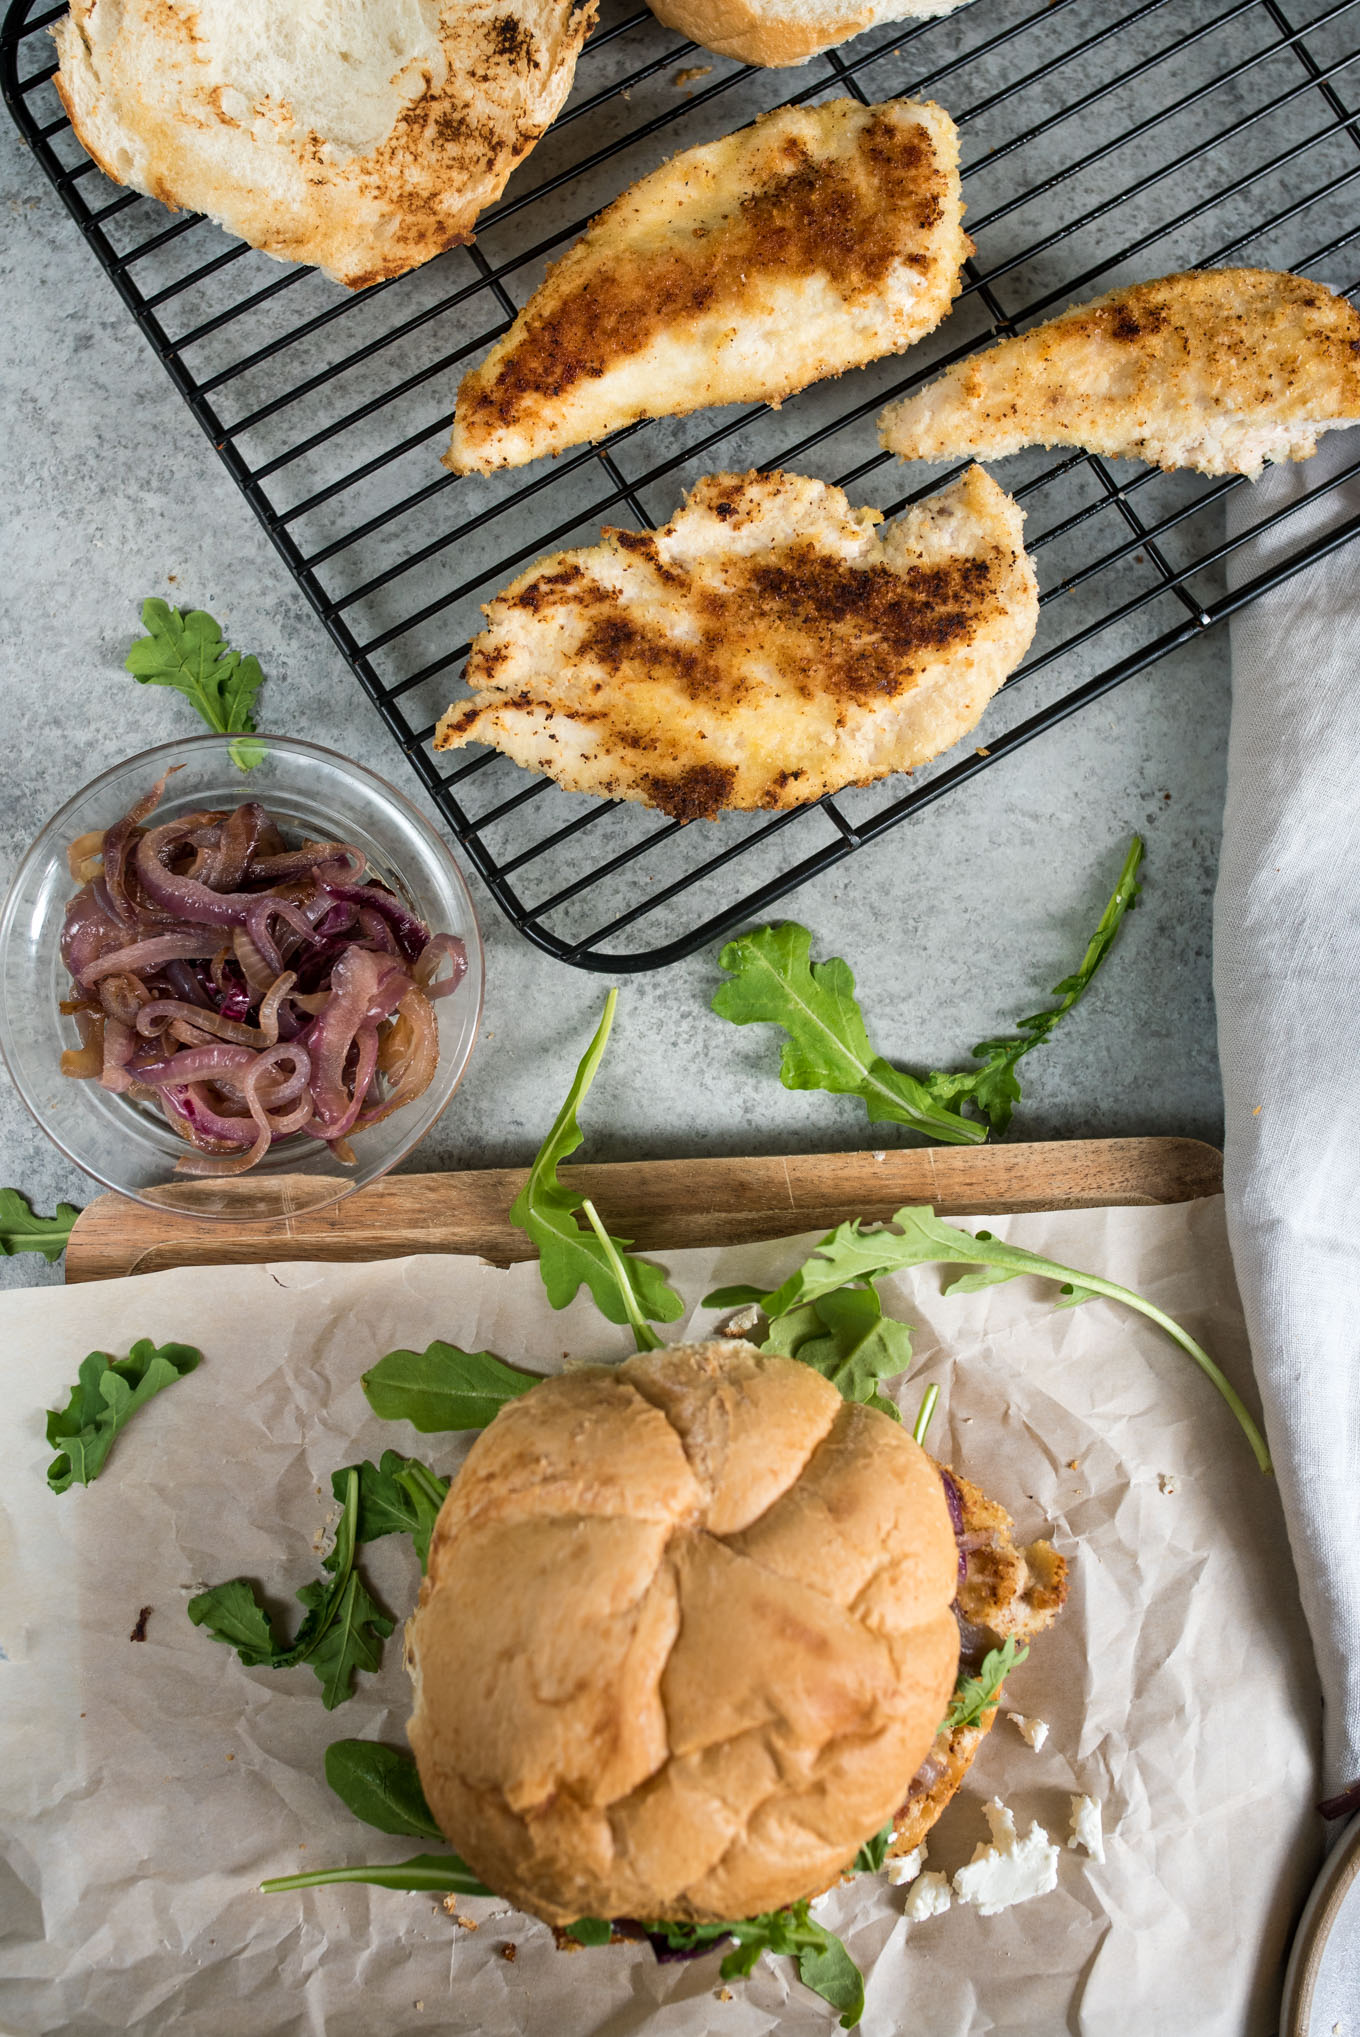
[644,0,968,69]
[53,0,597,289]
[406,1341,960,1925]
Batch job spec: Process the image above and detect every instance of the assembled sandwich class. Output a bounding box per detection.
[405,1338,1066,1924]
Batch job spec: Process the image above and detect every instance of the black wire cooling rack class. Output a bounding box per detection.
[4,0,1359,970]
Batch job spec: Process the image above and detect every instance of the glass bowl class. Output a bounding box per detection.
[0,734,483,1219]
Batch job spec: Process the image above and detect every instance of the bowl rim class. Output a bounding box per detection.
[0,729,485,1222]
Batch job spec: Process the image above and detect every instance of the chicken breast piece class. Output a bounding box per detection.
[448,97,969,474]
[53,0,597,290]
[879,269,1360,478]
[433,466,1038,821]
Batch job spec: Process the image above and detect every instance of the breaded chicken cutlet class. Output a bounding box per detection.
[879,268,1360,478]
[449,97,969,474]
[433,465,1038,821]
[889,1466,1067,1860]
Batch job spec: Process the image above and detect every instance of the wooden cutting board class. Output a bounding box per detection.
[64,1136,1222,1283]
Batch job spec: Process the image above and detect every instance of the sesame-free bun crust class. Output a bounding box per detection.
[645,0,969,68]
[53,0,597,290]
[406,1341,960,1925]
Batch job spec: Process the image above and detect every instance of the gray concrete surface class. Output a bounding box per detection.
[10,0,1337,1290]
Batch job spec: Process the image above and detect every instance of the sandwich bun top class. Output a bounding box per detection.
[406,1340,960,1925]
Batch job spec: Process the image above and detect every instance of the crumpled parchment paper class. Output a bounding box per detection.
[0,1195,1322,2036]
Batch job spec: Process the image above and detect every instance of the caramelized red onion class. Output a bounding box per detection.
[59,779,466,1176]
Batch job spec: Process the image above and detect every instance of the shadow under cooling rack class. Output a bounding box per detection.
[4,0,1359,968]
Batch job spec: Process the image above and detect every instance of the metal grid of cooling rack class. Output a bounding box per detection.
[4,0,1359,971]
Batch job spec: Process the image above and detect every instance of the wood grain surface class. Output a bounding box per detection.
[64,1136,1223,1283]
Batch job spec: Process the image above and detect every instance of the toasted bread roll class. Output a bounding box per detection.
[434,465,1038,819]
[406,1342,962,1925]
[449,97,968,473]
[53,0,597,289]
[880,268,1360,477]
[645,0,969,68]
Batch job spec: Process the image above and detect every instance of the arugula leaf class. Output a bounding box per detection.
[0,1187,81,1262]
[125,598,268,769]
[298,1571,392,1710]
[336,1452,448,1569]
[763,1286,910,1418]
[187,1467,394,1708]
[944,1640,1027,1733]
[646,1901,864,2026]
[46,1338,201,1493]
[362,1342,539,1433]
[724,1905,864,2029]
[920,836,1144,1136]
[853,1822,894,1874]
[912,1382,940,1445]
[565,1917,615,1946]
[261,1854,491,1896]
[704,1204,1271,1473]
[510,991,683,1346]
[712,924,985,1146]
[325,1740,444,1841]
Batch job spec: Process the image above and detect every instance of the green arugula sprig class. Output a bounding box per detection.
[323,1740,446,1842]
[261,1739,491,1896]
[706,1204,1270,1471]
[187,1467,393,1710]
[641,1904,865,2029]
[510,991,683,1347]
[762,1284,912,1419]
[713,837,1144,1142]
[944,1641,1028,1733]
[46,1338,201,1493]
[337,1452,449,1570]
[852,1822,895,1875]
[921,837,1144,1135]
[362,1341,540,1432]
[125,598,268,769]
[1,1187,81,1263]
[712,923,985,1145]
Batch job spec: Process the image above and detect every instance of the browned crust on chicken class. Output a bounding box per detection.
[434,466,1038,819]
[880,267,1360,477]
[886,1465,1068,1858]
[453,100,960,461]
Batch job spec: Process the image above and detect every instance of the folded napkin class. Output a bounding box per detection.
[1215,425,1360,1803]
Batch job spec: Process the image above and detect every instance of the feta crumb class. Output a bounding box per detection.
[1159,1472,1178,1495]
[719,1303,762,1338]
[904,1871,952,1921]
[1009,1712,1049,1751]
[887,1840,927,1886]
[1068,1794,1105,1861]
[952,1799,1060,1916]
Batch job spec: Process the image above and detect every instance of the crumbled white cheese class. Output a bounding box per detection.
[1068,1794,1105,1861]
[1159,1472,1178,1495]
[904,1871,952,1921]
[718,1304,762,1338]
[887,1840,926,1886]
[952,1799,1060,1916]
[1009,1712,1049,1751]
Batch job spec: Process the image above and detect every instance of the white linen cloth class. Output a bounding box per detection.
[1215,425,1360,1800]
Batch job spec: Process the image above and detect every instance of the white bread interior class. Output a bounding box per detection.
[53,0,597,289]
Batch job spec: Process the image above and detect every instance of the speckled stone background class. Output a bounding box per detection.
[11,0,1334,1292]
